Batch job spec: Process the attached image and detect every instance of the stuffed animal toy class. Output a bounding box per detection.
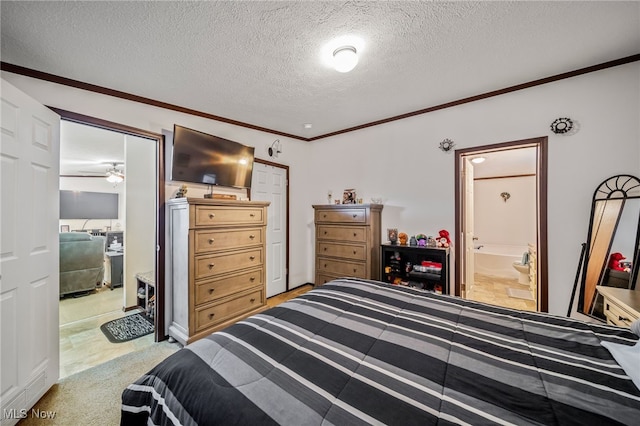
[608,252,626,271]
[398,232,408,245]
[436,229,451,248]
[415,234,427,247]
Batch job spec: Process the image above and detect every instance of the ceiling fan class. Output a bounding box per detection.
[72,161,125,182]
[105,162,124,183]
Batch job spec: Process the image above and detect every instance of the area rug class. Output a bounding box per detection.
[100,313,153,343]
[507,287,535,301]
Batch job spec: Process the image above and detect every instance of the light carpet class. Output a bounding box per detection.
[18,340,180,425]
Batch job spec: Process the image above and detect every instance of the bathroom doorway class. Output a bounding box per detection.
[454,137,548,312]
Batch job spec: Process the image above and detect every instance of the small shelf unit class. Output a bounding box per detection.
[380,244,450,294]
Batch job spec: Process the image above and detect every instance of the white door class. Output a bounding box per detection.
[463,158,475,296]
[251,162,287,297]
[1,80,60,424]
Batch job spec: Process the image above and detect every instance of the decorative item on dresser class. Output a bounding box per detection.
[313,203,383,286]
[166,198,270,345]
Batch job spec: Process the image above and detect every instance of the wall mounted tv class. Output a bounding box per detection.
[171,124,255,189]
[60,191,119,219]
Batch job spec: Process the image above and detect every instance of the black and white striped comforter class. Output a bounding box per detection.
[121,278,640,425]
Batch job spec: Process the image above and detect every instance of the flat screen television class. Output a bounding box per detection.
[171,124,255,189]
[60,190,119,219]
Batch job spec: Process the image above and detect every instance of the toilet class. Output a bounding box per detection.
[513,262,529,285]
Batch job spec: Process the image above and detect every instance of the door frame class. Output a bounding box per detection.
[251,158,290,291]
[454,136,548,312]
[49,107,166,340]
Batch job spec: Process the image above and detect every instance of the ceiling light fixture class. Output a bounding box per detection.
[106,163,124,183]
[332,46,358,73]
[471,157,486,164]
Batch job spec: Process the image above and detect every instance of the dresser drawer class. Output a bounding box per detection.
[195,268,263,305]
[317,225,367,242]
[603,297,638,328]
[315,208,366,224]
[315,272,339,286]
[317,257,366,278]
[194,205,265,227]
[318,242,366,261]
[195,288,264,332]
[195,247,264,279]
[194,227,263,254]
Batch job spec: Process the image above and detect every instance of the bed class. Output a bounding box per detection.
[121,278,640,425]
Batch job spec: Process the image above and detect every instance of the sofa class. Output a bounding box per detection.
[59,232,105,297]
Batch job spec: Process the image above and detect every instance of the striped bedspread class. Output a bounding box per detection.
[121,278,640,425]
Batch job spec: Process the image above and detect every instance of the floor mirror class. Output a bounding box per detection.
[576,174,640,319]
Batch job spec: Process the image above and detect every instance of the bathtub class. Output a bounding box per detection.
[474,244,529,278]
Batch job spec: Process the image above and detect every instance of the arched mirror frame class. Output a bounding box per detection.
[577,174,640,317]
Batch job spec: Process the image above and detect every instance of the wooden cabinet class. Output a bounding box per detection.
[313,204,383,285]
[380,244,450,294]
[166,198,269,345]
[596,286,640,328]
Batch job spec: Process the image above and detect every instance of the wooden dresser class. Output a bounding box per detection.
[166,198,270,345]
[596,286,640,328]
[313,204,383,285]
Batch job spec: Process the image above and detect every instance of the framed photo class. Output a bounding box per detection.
[342,188,356,204]
[60,224,70,232]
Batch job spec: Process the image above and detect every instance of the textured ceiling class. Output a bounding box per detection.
[1,1,639,139]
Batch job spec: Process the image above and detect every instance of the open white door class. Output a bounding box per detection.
[251,162,287,297]
[463,158,475,296]
[1,80,60,424]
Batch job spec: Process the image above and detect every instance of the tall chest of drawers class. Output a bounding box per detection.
[166,198,270,345]
[313,204,383,285]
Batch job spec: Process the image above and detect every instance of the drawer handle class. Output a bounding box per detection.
[250,298,256,303]
[323,214,327,218]
[208,238,215,244]
[209,313,215,319]
[324,264,327,268]
[208,263,215,269]
[209,213,215,219]
[352,214,357,218]
[323,247,327,251]
[353,233,357,237]
[208,288,215,294]
[324,231,328,235]
[250,276,255,282]
[249,256,256,261]
[249,234,255,239]
[353,268,357,273]
[250,213,255,217]
[353,250,356,254]
[619,315,631,322]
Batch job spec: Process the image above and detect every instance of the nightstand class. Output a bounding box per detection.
[596,286,640,328]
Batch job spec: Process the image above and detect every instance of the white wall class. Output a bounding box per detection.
[474,176,536,247]
[4,61,639,316]
[308,62,640,315]
[59,176,125,231]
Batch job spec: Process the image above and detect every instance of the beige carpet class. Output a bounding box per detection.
[18,340,180,426]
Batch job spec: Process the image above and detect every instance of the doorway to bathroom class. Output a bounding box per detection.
[454,137,548,312]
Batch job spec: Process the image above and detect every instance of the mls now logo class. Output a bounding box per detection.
[3,409,27,419]
[3,408,56,420]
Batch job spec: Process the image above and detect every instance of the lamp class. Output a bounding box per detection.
[106,163,124,183]
[268,139,282,158]
[471,157,486,164]
[333,46,358,73]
